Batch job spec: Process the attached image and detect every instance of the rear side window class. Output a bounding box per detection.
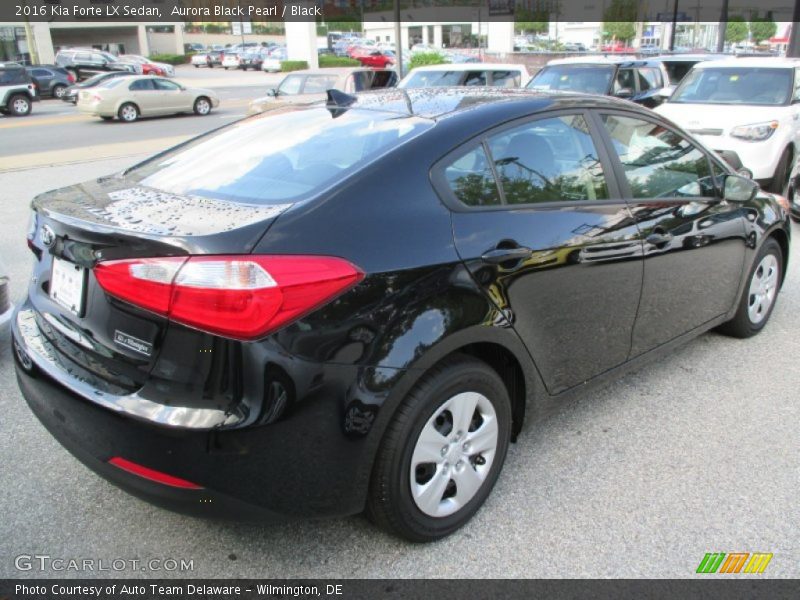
[443,145,502,207]
[637,67,662,90]
[601,114,715,198]
[400,70,464,88]
[488,115,608,204]
[129,79,155,91]
[614,69,635,93]
[303,74,339,94]
[441,114,608,207]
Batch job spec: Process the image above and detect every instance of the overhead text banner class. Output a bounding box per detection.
[1,0,795,24]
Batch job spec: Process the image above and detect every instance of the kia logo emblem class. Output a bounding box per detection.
[40,225,56,248]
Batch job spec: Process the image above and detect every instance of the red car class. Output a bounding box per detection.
[356,50,395,68]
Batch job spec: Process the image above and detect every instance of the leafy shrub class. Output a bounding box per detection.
[149,53,189,65]
[319,55,360,68]
[409,52,449,70]
[281,60,309,72]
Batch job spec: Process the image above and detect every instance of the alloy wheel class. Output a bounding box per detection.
[12,97,29,115]
[195,99,211,115]
[410,391,498,517]
[747,254,779,324]
[120,105,138,122]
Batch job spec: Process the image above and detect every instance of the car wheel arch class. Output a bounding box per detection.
[767,227,790,287]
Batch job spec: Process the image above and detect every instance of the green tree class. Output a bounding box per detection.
[750,19,777,43]
[725,18,748,44]
[515,9,549,35]
[602,0,637,43]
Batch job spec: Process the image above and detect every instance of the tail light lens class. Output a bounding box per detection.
[67,72,76,83]
[95,255,363,340]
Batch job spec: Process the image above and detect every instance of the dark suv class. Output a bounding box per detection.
[0,62,38,116]
[527,57,672,107]
[55,49,136,80]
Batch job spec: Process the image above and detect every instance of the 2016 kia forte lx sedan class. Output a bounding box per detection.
[13,88,791,542]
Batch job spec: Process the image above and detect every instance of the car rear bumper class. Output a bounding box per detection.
[11,300,384,521]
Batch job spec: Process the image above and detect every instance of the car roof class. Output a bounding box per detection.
[285,67,386,76]
[693,56,800,69]
[405,63,528,72]
[342,87,645,120]
[653,53,728,62]
[546,56,660,66]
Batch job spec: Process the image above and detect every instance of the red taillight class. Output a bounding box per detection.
[94,255,363,340]
[108,457,203,489]
[67,72,76,83]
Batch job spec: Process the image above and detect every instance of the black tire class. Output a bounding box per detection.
[367,354,512,542]
[118,102,139,123]
[194,64,199,68]
[52,84,67,99]
[193,96,212,116]
[718,238,783,338]
[101,116,114,121]
[769,147,793,194]
[7,94,32,116]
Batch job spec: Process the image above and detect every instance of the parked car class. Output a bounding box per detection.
[191,50,223,69]
[527,57,671,108]
[55,49,137,80]
[61,71,135,104]
[0,62,38,116]
[355,50,395,69]
[398,63,530,89]
[0,261,11,352]
[653,53,728,87]
[261,47,287,73]
[222,52,244,70]
[77,75,219,122]
[24,65,75,99]
[118,55,175,77]
[184,43,206,54]
[12,88,790,542]
[656,57,800,193]
[563,42,587,52]
[248,67,398,115]
[240,48,270,71]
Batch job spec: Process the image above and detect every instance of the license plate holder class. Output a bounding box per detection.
[50,257,87,316]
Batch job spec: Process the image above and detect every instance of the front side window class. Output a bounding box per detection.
[303,75,339,94]
[601,114,716,199]
[75,53,92,62]
[488,115,608,204]
[490,70,521,88]
[277,74,303,95]
[670,67,792,105]
[613,69,635,93]
[637,67,662,90]
[154,79,181,91]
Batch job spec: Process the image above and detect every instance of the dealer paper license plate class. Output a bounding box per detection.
[50,257,86,315]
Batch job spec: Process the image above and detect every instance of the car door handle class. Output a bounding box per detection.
[646,232,673,245]
[481,246,533,264]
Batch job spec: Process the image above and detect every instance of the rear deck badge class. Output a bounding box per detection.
[114,330,153,357]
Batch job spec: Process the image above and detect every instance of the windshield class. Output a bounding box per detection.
[670,67,792,105]
[527,65,614,94]
[129,107,432,205]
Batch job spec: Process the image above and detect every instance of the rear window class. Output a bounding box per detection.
[129,107,432,205]
[399,70,464,88]
[528,65,614,94]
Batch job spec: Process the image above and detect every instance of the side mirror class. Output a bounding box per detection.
[614,87,633,98]
[723,174,759,202]
[269,88,279,97]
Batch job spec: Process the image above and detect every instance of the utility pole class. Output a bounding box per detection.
[394,0,402,78]
[787,0,800,57]
[716,0,728,52]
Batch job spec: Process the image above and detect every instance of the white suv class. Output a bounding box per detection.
[656,57,800,194]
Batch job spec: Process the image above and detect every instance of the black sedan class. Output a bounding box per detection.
[24,65,75,99]
[60,71,135,104]
[12,88,791,542]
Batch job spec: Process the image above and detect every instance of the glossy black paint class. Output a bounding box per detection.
[13,89,792,520]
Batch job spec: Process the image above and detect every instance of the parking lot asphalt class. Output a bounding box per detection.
[0,128,799,579]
